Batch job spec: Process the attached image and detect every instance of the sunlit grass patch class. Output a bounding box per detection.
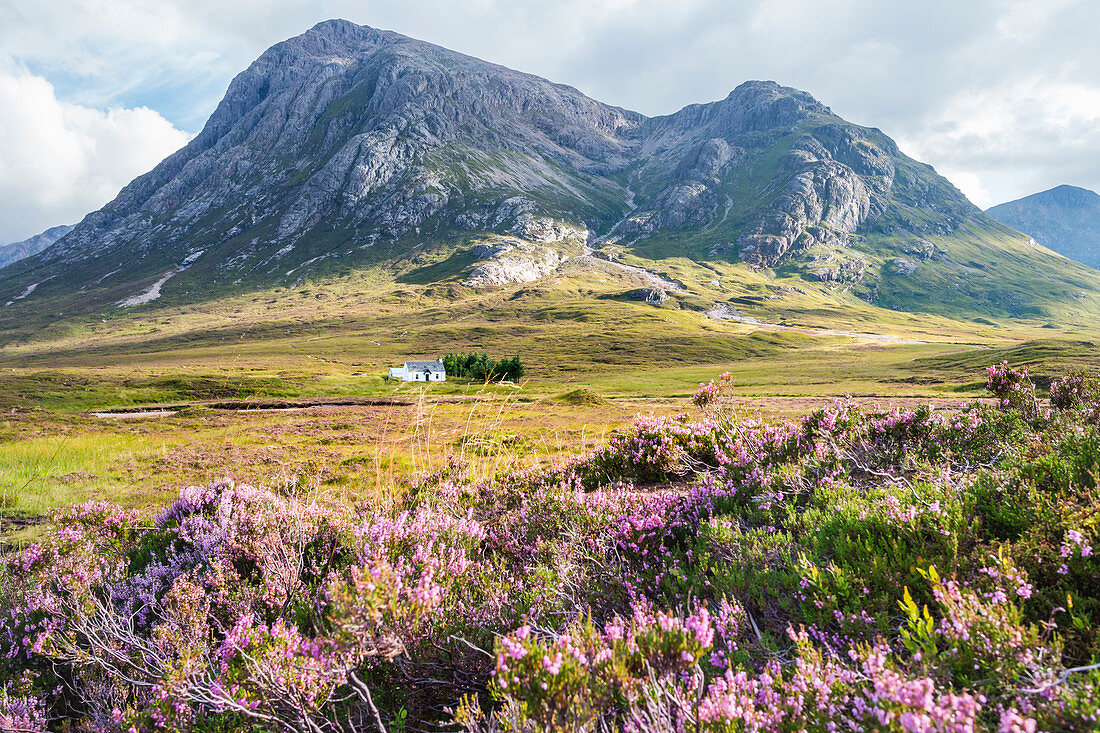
[0,431,169,515]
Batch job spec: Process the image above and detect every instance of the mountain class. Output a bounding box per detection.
[0,224,74,269]
[2,19,1099,328]
[987,185,1100,269]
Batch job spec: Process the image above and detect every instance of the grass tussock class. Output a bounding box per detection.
[553,388,606,405]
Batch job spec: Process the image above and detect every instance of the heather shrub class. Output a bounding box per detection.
[986,360,1039,414]
[4,363,1100,732]
[1050,367,1100,410]
[0,679,48,733]
[487,606,717,730]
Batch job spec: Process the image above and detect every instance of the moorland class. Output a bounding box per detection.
[4,17,1100,733]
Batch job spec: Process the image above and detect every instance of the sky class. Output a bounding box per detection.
[2,0,1100,243]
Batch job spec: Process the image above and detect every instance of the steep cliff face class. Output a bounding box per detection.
[611,86,975,272]
[37,20,639,290]
[0,19,1092,320]
[987,186,1100,269]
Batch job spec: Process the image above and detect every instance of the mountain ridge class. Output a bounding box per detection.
[987,185,1100,269]
[0,224,74,270]
[1,18,1098,332]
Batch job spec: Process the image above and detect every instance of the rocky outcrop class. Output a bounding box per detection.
[902,240,939,261]
[464,237,570,287]
[805,248,868,283]
[509,215,588,244]
[738,158,872,267]
[462,214,586,287]
[737,132,890,267]
[620,287,667,304]
[891,258,919,276]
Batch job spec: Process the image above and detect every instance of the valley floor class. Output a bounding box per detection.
[3,255,1099,533]
[1,392,994,528]
[4,358,1100,732]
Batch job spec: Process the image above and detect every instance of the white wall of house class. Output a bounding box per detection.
[387,360,446,382]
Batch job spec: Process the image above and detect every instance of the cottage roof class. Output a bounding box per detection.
[404,360,445,372]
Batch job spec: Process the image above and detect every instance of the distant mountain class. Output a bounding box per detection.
[1,19,1098,325]
[0,224,74,269]
[987,185,1100,269]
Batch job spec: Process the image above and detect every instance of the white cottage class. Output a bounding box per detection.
[388,359,447,382]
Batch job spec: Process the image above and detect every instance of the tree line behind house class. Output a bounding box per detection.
[442,352,524,381]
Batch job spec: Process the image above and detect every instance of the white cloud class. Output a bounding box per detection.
[995,0,1076,41]
[2,0,1100,229]
[0,65,191,243]
[941,170,993,209]
[898,76,1100,207]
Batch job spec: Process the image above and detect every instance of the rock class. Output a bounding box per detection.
[903,240,936,260]
[892,258,919,275]
[464,239,568,287]
[737,151,873,267]
[805,249,868,283]
[509,215,588,243]
[620,287,667,304]
[472,239,518,259]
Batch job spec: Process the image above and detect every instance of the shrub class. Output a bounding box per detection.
[1050,368,1100,410]
[6,364,1100,731]
[986,360,1038,413]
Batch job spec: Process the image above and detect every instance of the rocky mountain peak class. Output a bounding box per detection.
[648,80,829,138]
[713,80,832,129]
[3,19,1082,322]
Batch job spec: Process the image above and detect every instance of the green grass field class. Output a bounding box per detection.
[2,246,1099,539]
